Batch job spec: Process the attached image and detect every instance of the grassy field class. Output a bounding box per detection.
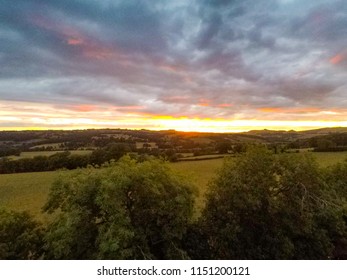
[1,152,346,220]
[0,171,61,221]
[8,150,92,160]
[313,151,347,167]
[171,158,224,213]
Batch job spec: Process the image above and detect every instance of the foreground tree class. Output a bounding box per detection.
[200,147,347,259]
[0,210,44,259]
[43,156,195,259]
[324,160,347,258]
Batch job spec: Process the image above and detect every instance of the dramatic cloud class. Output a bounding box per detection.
[0,0,346,131]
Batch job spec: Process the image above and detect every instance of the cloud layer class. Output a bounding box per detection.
[1,0,347,130]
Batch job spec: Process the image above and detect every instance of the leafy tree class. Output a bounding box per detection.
[200,147,347,259]
[216,141,230,154]
[324,160,347,258]
[43,156,195,259]
[0,210,44,259]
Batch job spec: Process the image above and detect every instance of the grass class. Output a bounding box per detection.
[313,151,347,167]
[179,154,227,161]
[1,151,346,220]
[171,158,224,214]
[8,150,92,160]
[0,159,224,220]
[0,171,62,222]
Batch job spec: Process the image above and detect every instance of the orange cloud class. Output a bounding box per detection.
[67,37,84,45]
[71,105,97,112]
[259,107,322,114]
[30,14,125,61]
[159,64,181,73]
[330,54,345,64]
[217,103,233,108]
[197,98,211,107]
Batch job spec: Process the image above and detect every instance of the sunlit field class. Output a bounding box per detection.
[8,150,92,160]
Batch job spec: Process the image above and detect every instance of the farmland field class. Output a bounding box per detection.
[171,158,224,213]
[0,170,61,221]
[313,151,347,167]
[8,150,92,160]
[1,152,347,220]
[0,159,223,219]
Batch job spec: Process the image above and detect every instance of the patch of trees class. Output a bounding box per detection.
[1,149,347,259]
[0,143,133,174]
[191,148,347,259]
[1,157,195,259]
[0,146,20,157]
[288,133,347,152]
[0,210,44,259]
[0,131,43,142]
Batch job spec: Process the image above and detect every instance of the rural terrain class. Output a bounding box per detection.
[1,127,347,259]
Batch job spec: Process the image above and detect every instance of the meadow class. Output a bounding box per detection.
[0,170,60,221]
[8,150,92,160]
[1,152,346,220]
[312,151,347,167]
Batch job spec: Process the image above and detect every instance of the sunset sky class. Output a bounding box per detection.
[1,0,346,132]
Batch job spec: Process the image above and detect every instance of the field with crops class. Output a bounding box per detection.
[1,152,346,220]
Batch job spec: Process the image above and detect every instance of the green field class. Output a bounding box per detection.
[171,158,224,213]
[1,152,346,220]
[8,150,92,160]
[313,151,347,167]
[0,171,60,221]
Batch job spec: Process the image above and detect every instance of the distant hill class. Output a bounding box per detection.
[242,127,347,143]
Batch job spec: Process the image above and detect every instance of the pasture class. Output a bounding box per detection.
[8,150,92,160]
[0,171,60,221]
[313,151,347,167]
[0,152,346,220]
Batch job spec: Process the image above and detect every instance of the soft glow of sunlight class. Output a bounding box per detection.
[1,101,347,132]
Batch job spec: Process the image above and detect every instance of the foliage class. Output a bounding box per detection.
[0,209,44,259]
[1,150,347,260]
[200,147,347,259]
[324,160,347,258]
[0,144,132,174]
[42,156,195,259]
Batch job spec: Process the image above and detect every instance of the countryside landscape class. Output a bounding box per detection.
[1,127,347,259]
[1,0,347,260]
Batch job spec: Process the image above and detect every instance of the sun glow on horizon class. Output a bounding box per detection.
[2,116,347,133]
[1,101,347,133]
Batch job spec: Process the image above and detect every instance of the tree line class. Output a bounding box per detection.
[1,148,347,259]
[0,144,133,174]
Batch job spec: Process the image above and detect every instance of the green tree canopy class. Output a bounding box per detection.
[43,156,196,260]
[200,147,347,259]
[0,209,44,259]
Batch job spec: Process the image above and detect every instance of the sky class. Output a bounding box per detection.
[0,0,347,132]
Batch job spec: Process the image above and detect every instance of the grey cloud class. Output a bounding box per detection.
[0,0,346,122]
